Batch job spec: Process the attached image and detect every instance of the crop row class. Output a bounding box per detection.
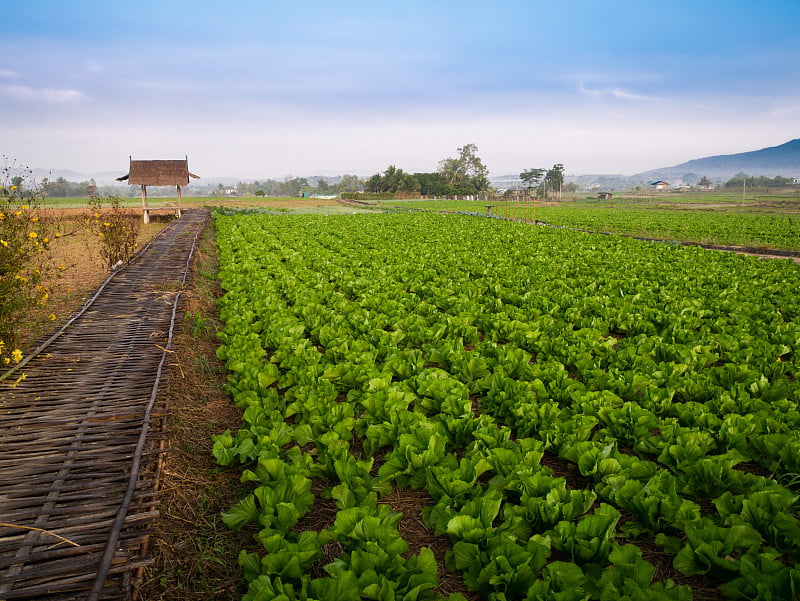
[212,212,800,600]
[381,200,800,251]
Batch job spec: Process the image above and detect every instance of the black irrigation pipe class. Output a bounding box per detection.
[0,216,178,384]
[86,211,206,601]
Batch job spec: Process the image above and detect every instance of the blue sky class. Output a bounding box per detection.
[2,0,799,180]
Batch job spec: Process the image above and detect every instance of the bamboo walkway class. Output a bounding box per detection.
[0,208,209,600]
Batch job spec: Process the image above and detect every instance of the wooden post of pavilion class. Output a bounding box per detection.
[141,184,150,224]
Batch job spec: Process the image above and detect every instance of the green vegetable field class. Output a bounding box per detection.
[211,211,800,601]
[378,199,800,251]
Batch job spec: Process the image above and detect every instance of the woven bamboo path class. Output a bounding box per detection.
[0,208,209,600]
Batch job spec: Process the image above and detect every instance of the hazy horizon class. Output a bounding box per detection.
[3,1,799,180]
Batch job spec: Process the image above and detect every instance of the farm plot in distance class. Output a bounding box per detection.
[212,211,800,601]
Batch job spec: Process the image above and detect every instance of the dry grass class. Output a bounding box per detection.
[18,214,166,349]
[136,222,251,601]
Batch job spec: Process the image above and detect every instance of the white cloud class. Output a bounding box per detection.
[769,104,800,120]
[0,84,85,102]
[0,69,17,78]
[577,81,657,102]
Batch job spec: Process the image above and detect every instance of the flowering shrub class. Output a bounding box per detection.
[85,196,141,269]
[0,163,56,364]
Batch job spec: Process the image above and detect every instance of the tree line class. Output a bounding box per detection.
[519,164,567,199]
[364,144,490,197]
[223,174,364,197]
[723,174,797,189]
[29,144,582,199]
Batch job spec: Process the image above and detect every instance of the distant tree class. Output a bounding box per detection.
[415,172,451,197]
[382,165,403,192]
[564,182,579,193]
[281,177,308,197]
[438,143,490,193]
[697,176,712,189]
[365,173,383,193]
[520,168,545,196]
[337,174,363,194]
[365,166,418,194]
[255,190,265,197]
[544,164,565,199]
[263,179,285,196]
[316,177,330,193]
[724,174,791,189]
[48,177,70,197]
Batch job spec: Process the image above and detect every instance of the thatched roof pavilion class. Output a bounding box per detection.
[117,157,200,223]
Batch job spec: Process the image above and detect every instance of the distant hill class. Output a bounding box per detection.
[30,168,124,187]
[636,139,800,181]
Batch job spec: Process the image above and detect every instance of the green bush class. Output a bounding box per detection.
[85,196,142,269]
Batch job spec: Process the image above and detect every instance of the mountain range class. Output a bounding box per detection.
[490,138,800,190]
[634,138,800,181]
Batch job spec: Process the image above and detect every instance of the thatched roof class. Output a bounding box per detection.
[117,158,200,186]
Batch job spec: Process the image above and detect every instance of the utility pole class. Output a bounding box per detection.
[742,174,747,206]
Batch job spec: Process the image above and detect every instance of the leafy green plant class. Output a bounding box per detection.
[550,503,621,565]
[211,210,800,600]
[673,518,763,577]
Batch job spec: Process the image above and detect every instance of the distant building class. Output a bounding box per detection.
[794,178,800,185]
[650,180,670,191]
[598,192,613,200]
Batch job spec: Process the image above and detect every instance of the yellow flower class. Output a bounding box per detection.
[28,231,38,239]
[49,313,56,321]
[103,222,111,227]
[11,186,17,191]
[55,232,61,238]
[11,349,23,363]
[21,204,27,209]
[0,240,8,247]
[32,216,39,222]
[43,237,49,243]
